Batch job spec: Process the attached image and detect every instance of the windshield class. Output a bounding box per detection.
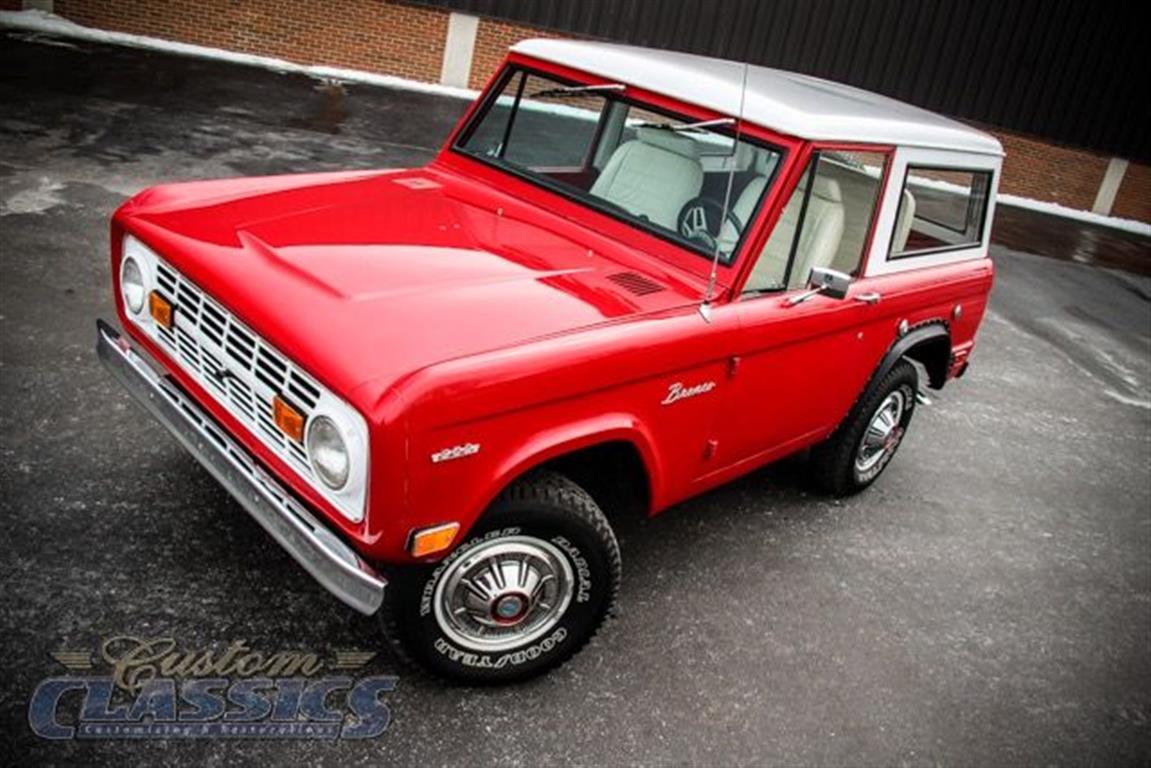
[455,67,783,264]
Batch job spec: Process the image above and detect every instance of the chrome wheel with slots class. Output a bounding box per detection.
[379,470,621,684]
[433,537,575,653]
[855,390,907,475]
[811,359,918,496]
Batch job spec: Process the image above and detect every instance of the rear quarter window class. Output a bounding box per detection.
[889,167,992,257]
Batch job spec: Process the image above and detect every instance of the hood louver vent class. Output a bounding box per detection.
[607,272,665,296]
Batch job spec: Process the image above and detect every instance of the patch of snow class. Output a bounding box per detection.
[9,30,81,49]
[0,10,479,101]
[1095,347,1143,392]
[997,194,1151,237]
[1103,390,1151,410]
[2,177,65,216]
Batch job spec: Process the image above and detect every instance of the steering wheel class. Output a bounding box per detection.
[677,197,743,252]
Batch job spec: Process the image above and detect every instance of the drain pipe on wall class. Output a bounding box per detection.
[439,12,479,89]
[1091,158,1129,217]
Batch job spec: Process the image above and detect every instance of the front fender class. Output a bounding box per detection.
[388,410,663,565]
[466,414,661,535]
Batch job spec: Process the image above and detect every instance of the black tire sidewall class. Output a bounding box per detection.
[387,498,617,684]
[851,374,916,486]
[812,359,919,495]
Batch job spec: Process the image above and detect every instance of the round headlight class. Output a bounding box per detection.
[121,256,146,315]
[307,415,350,490]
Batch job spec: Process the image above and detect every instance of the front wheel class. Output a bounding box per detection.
[811,359,918,496]
[379,471,621,684]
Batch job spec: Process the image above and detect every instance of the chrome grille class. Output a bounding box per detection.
[151,260,319,474]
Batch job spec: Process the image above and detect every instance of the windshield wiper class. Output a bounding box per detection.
[529,83,626,99]
[631,117,736,133]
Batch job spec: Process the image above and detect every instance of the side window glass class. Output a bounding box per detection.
[744,151,886,293]
[890,167,992,256]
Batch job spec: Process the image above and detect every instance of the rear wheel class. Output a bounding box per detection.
[811,359,918,496]
[379,471,620,684]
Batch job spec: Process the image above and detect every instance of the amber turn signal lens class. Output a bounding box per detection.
[148,291,173,330]
[273,395,306,443]
[409,522,460,558]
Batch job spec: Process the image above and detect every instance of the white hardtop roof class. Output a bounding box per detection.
[512,39,1003,157]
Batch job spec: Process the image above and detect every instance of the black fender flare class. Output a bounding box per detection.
[863,322,951,405]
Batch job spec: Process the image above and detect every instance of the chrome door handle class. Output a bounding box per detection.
[853,292,882,305]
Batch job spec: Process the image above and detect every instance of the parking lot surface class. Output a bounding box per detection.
[2,32,1149,766]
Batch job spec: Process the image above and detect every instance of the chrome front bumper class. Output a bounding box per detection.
[96,319,386,615]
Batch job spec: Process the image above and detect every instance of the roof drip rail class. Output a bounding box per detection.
[529,83,626,99]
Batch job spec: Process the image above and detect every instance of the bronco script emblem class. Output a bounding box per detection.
[661,380,717,405]
[430,443,481,464]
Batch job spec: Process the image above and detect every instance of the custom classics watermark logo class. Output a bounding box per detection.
[661,380,717,405]
[28,636,396,741]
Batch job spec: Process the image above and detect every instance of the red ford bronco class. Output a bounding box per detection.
[98,40,999,683]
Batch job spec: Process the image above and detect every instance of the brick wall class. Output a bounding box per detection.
[989,128,1148,222]
[991,129,1110,211]
[22,0,1151,224]
[54,0,449,82]
[468,16,573,90]
[1112,162,1151,222]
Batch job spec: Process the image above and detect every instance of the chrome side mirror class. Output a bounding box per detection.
[808,266,851,299]
[786,266,852,306]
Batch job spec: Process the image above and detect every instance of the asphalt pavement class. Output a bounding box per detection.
[2,31,1149,766]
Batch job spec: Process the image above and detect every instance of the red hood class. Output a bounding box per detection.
[117,167,702,409]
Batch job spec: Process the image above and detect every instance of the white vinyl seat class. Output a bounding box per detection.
[748,175,846,290]
[891,188,917,253]
[718,148,779,252]
[590,127,704,230]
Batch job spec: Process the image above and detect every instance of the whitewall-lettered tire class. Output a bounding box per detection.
[379,471,621,684]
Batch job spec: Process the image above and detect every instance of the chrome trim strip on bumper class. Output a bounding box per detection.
[96,319,385,615]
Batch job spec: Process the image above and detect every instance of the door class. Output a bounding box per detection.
[716,148,895,468]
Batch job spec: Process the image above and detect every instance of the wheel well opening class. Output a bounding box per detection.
[904,334,951,389]
[536,441,652,522]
